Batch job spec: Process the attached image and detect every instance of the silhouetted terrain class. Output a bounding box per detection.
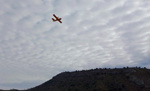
[1,67,150,91]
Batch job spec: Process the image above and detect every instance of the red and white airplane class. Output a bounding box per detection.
[52,14,62,23]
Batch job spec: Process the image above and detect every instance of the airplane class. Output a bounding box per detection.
[52,14,62,23]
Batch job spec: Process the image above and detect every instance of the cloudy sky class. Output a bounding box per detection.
[0,0,150,89]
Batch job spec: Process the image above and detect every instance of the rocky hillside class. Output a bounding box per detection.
[26,67,150,91]
[1,67,150,91]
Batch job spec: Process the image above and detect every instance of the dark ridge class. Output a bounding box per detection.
[1,67,150,91]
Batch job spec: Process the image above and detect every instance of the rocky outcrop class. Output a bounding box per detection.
[129,76,145,88]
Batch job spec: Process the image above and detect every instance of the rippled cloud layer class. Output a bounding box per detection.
[0,0,150,89]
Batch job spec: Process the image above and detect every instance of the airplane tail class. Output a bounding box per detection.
[52,18,56,22]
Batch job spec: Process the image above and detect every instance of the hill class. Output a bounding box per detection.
[26,67,150,91]
[1,67,150,91]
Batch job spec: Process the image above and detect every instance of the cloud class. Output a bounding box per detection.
[0,0,150,89]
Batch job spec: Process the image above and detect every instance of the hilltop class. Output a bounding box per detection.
[1,67,150,91]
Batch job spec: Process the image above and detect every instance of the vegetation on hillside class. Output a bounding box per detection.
[1,67,150,91]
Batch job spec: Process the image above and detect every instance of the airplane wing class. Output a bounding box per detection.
[53,14,58,19]
[58,20,62,23]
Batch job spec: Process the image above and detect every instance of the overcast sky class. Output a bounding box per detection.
[0,0,150,90]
